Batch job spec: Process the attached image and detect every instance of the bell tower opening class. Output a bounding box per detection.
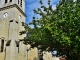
[20,0,22,7]
[5,0,7,3]
[1,40,4,52]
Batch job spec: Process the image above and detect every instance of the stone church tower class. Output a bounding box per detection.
[0,0,27,60]
[0,0,39,60]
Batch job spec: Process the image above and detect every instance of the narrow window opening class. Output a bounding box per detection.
[10,0,12,2]
[18,46,19,53]
[1,40,4,52]
[16,21,18,24]
[5,0,7,3]
[18,0,19,4]
[16,41,19,53]
[20,0,22,7]
[16,45,19,53]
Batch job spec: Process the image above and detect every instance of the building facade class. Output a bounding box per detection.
[0,0,39,60]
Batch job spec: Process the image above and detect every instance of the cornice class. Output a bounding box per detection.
[0,4,26,17]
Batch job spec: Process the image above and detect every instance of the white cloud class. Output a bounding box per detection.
[26,0,59,24]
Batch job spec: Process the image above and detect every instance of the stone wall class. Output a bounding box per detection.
[0,52,5,60]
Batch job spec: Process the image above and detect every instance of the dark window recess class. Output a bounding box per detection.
[10,0,12,2]
[22,22,24,26]
[6,40,11,46]
[16,44,19,53]
[15,41,19,53]
[1,40,4,52]
[5,0,7,3]
[16,21,18,24]
[20,0,22,7]
[18,0,19,4]
[18,46,19,53]
[9,20,13,22]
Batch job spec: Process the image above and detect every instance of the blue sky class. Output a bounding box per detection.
[25,0,60,24]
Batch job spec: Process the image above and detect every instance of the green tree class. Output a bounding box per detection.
[24,0,80,60]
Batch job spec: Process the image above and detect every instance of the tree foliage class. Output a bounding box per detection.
[24,0,80,60]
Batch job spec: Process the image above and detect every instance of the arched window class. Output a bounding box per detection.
[1,40,4,52]
[5,0,7,3]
